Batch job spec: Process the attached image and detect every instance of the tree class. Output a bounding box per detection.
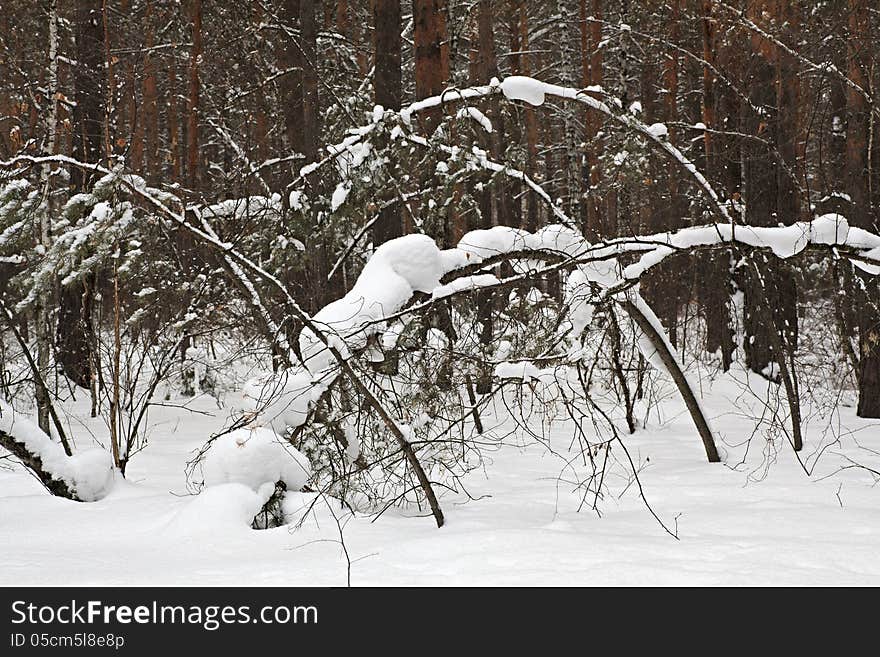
[413,0,449,135]
[846,0,879,418]
[57,0,107,390]
[740,2,798,382]
[372,0,403,247]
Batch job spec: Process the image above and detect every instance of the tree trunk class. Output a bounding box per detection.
[37,0,60,433]
[58,0,106,389]
[584,0,605,239]
[186,0,202,192]
[413,0,449,134]
[846,0,880,417]
[517,0,539,232]
[372,0,403,247]
[471,0,502,393]
[698,0,735,369]
[741,3,798,381]
[142,1,159,181]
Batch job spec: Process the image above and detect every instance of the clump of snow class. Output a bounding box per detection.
[0,400,115,501]
[238,370,314,435]
[457,226,531,262]
[432,274,500,299]
[200,427,311,493]
[330,182,351,212]
[501,76,546,106]
[565,269,594,337]
[288,190,306,211]
[456,106,493,133]
[494,361,541,381]
[647,123,668,139]
[810,213,849,245]
[301,234,446,373]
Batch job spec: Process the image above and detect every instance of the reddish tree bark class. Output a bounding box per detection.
[413,0,449,134]
[186,0,202,192]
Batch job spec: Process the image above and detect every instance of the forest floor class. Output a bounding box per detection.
[2,363,879,586]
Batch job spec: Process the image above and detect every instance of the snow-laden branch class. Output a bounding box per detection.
[0,399,114,501]
[272,75,733,228]
[606,213,880,292]
[251,212,880,465]
[2,153,448,526]
[494,76,734,225]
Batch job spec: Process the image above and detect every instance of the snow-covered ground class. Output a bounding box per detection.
[1,365,879,586]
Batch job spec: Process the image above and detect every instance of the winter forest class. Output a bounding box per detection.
[0,0,878,586]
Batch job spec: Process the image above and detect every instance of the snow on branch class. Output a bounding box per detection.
[0,400,114,501]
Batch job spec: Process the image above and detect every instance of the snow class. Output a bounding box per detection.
[199,427,311,493]
[330,182,351,212]
[493,361,556,384]
[564,269,594,337]
[501,76,547,106]
[647,122,668,139]
[3,375,879,585]
[238,370,314,435]
[431,274,501,300]
[0,400,115,502]
[619,216,880,283]
[456,106,493,133]
[300,234,447,373]
[166,483,273,535]
[456,226,530,263]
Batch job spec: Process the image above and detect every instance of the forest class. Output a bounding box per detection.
[0,0,879,586]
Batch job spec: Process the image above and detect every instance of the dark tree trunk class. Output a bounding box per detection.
[58,0,106,389]
[584,0,604,239]
[413,0,448,134]
[846,0,880,417]
[280,0,304,161]
[699,0,735,369]
[300,0,329,311]
[741,11,798,381]
[372,0,403,247]
[186,0,202,192]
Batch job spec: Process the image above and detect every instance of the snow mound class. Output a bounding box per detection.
[201,427,311,493]
[166,483,272,534]
[0,401,115,501]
